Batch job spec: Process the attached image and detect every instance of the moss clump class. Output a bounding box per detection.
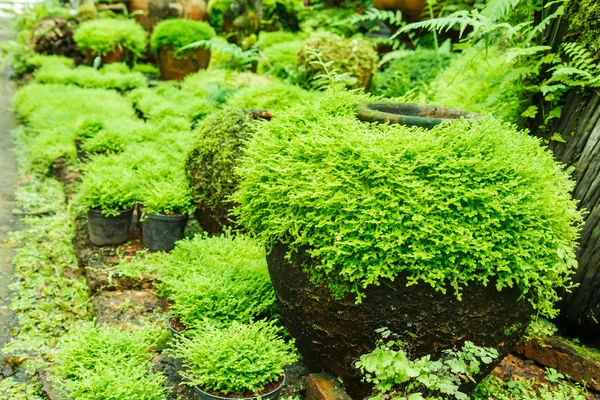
[226,81,315,111]
[151,19,216,53]
[73,18,147,59]
[566,0,600,57]
[185,108,257,233]
[256,31,305,50]
[371,48,454,97]
[233,89,582,317]
[34,62,148,91]
[257,40,303,81]
[298,33,377,90]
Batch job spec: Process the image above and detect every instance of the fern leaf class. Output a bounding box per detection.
[481,0,521,21]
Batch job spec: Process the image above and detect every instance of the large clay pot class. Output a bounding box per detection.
[267,243,532,398]
[86,47,127,64]
[128,0,207,32]
[373,0,426,21]
[157,47,210,80]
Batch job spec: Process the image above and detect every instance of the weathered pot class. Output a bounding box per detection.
[128,0,207,32]
[86,47,127,64]
[141,212,188,251]
[87,208,134,246]
[357,102,479,129]
[158,47,211,81]
[373,0,426,21]
[267,243,532,398]
[192,376,285,400]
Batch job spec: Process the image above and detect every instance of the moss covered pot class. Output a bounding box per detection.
[151,19,215,80]
[233,90,582,397]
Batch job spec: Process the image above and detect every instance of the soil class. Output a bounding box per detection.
[169,316,187,333]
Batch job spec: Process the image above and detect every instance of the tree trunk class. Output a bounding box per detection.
[537,90,600,333]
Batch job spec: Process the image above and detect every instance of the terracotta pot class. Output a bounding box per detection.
[157,46,210,81]
[267,243,532,398]
[86,47,127,64]
[128,0,207,32]
[373,0,426,21]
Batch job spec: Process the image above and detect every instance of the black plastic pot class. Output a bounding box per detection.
[141,212,188,251]
[357,103,479,129]
[87,208,134,246]
[193,376,285,400]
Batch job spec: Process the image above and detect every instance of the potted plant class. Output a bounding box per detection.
[73,18,147,64]
[77,161,137,246]
[150,19,216,81]
[172,321,298,400]
[157,234,276,334]
[185,108,259,234]
[139,178,195,252]
[232,90,582,397]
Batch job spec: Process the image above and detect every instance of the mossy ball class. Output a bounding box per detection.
[185,108,258,233]
[298,34,377,90]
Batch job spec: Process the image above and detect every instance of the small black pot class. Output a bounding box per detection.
[141,212,188,251]
[193,376,285,400]
[87,208,134,246]
[357,103,479,129]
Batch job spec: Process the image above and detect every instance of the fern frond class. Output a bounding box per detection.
[392,10,475,37]
[481,0,521,22]
[346,8,404,26]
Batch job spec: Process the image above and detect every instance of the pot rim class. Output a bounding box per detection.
[139,209,189,220]
[193,375,286,400]
[88,207,135,215]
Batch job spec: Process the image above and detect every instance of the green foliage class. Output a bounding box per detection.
[187,36,260,71]
[128,84,219,121]
[566,0,600,56]
[5,180,91,351]
[140,177,196,216]
[156,234,276,327]
[372,47,454,98]
[256,31,305,50]
[76,157,138,216]
[52,324,170,400]
[73,18,147,59]
[257,40,304,81]
[472,370,588,400]
[298,33,377,90]
[226,81,315,111]
[186,108,257,230]
[173,321,298,394]
[428,45,526,123]
[34,62,148,91]
[233,89,582,316]
[357,332,498,400]
[150,19,216,53]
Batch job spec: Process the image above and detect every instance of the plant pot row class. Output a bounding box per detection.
[87,207,188,251]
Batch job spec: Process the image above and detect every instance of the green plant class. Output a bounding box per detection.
[173,321,298,395]
[52,323,170,400]
[372,46,454,98]
[256,31,305,50]
[140,177,196,216]
[565,0,600,56]
[73,18,147,59]
[184,36,260,71]
[472,370,588,399]
[150,18,216,54]
[34,62,148,91]
[157,234,276,327]
[76,157,138,216]
[226,81,315,111]
[257,40,304,81]
[233,89,582,317]
[356,330,499,400]
[298,33,377,90]
[185,108,258,231]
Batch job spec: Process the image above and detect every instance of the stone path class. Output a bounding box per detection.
[0,71,18,348]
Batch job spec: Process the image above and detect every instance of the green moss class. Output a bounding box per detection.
[34,63,148,91]
[150,18,215,53]
[233,89,582,317]
[566,0,600,56]
[257,40,303,81]
[185,108,257,231]
[298,33,377,90]
[226,81,316,111]
[371,48,455,98]
[73,18,147,59]
[256,31,305,50]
